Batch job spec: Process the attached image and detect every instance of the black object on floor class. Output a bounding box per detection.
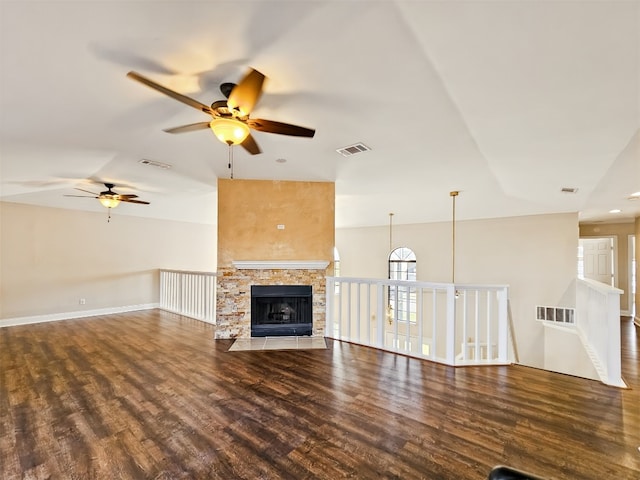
[488,465,546,480]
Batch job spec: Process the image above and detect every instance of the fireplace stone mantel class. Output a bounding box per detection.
[232,260,329,270]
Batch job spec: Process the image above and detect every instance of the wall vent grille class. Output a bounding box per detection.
[561,187,578,194]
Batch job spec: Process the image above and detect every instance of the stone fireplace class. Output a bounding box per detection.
[215,261,328,339]
[215,178,334,340]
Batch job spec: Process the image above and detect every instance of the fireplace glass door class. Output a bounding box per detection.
[251,285,312,337]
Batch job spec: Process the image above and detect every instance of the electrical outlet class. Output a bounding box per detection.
[79,298,86,305]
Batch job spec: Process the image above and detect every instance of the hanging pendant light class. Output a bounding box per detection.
[387,212,394,325]
[450,191,460,298]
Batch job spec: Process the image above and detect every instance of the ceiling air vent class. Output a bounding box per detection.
[336,143,371,157]
[561,187,578,194]
[139,159,172,169]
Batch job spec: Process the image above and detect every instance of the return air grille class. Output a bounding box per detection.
[336,143,371,157]
[536,306,575,324]
[139,159,172,169]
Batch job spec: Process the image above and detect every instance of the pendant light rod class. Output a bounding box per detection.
[450,191,459,284]
[389,212,394,252]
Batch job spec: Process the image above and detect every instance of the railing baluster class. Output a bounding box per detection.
[366,284,371,344]
[432,289,437,361]
[486,290,492,360]
[474,290,480,361]
[325,277,509,367]
[158,270,216,324]
[354,283,360,343]
[417,286,423,356]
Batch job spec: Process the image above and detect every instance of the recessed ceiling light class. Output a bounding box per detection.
[629,191,640,199]
[609,209,621,214]
[275,158,287,163]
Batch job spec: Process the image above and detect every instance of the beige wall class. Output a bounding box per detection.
[336,213,579,369]
[0,202,216,320]
[217,179,335,266]
[579,222,635,313]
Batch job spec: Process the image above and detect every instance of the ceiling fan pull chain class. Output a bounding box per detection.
[228,144,234,179]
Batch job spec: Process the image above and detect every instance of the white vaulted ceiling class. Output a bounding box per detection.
[0,1,638,227]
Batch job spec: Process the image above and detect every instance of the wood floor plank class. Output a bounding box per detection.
[0,310,638,479]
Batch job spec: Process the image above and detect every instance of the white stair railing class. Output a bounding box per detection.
[575,278,625,387]
[326,277,510,366]
[159,269,216,323]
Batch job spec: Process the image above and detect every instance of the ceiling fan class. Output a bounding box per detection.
[126,67,315,155]
[65,183,150,221]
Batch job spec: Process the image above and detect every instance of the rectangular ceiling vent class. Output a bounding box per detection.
[139,159,172,169]
[336,143,371,157]
[561,187,578,194]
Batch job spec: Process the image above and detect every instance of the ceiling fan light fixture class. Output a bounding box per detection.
[209,118,250,146]
[99,196,120,209]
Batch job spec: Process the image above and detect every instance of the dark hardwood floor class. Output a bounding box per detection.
[1,310,638,479]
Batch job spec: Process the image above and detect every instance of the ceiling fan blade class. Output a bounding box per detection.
[64,195,98,198]
[74,187,100,195]
[227,68,265,116]
[115,194,138,199]
[120,198,150,205]
[163,122,211,134]
[241,133,262,155]
[247,118,315,137]
[127,71,213,115]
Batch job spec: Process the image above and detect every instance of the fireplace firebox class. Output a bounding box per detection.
[251,285,312,337]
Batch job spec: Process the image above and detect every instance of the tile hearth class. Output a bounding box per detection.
[227,336,327,352]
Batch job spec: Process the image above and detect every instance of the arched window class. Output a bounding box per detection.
[388,247,417,323]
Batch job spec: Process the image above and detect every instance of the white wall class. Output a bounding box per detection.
[336,212,579,369]
[0,202,216,320]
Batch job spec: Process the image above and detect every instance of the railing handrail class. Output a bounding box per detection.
[160,269,217,277]
[329,276,509,290]
[576,277,622,295]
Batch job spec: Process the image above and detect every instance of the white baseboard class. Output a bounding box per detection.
[0,303,159,328]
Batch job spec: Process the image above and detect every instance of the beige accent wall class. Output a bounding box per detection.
[217,179,335,266]
[216,179,334,338]
[336,213,579,369]
[0,201,216,320]
[579,222,635,313]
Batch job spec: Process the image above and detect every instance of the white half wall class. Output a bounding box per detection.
[0,201,217,320]
[543,323,599,381]
[336,212,578,369]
